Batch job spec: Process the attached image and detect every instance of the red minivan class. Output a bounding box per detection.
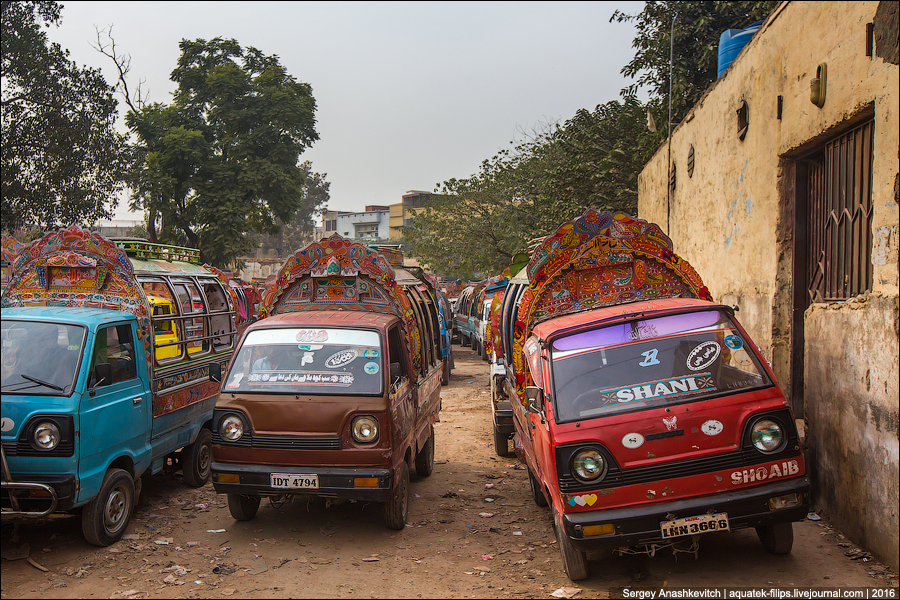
[495,210,810,580]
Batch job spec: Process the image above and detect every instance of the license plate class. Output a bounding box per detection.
[270,474,319,489]
[660,513,729,538]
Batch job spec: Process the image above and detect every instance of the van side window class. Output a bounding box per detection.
[202,280,233,350]
[90,325,137,387]
[142,280,184,363]
[387,326,408,389]
[173,280,206,355]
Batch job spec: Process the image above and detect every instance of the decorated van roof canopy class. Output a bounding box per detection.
[522,210,710,325]
[1,225,145,315]
[261,234,422,375]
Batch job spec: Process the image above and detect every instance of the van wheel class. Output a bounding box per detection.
[756,522,793,554]
[415,426,435,477]
[441,357,451,386]
[528,467,548,507]
[554,511,589,581]
[82,468,135,547]
[228,493,261,521]
[384,462,409,530]
[182,429,212,487]
[482,342,489,362]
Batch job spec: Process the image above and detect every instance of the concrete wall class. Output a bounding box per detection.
[638,1,899,570]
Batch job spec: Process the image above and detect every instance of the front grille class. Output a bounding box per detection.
[212,430,341,450]
[557,410,801,493]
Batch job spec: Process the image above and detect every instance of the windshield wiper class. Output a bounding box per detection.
[20,374,64,391]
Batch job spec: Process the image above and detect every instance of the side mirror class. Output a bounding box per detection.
[209,362,222,383]
[525,386,544,414]
[390,362,402,382]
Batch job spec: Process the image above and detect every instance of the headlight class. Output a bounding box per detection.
[572,448,606,482]
[351,415,379,444]
[33,421,60,450]
[220,415,244,441]
[751,419,785,453]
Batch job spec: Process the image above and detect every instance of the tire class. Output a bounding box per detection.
[228,493,261,521]
[493,425,513,457]
[554,511,589,581]
[441,356,451,386]
[182,428,212,488]
[414,426,435,477]
[384,462,410,530]
[482,342,489,362]
[81,468,135,547]
[756,522,794,554]
[528,467,548,507]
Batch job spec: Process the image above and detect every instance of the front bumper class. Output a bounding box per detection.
[561,476,810,551]
[211,462,392,502]
[1,474,77,515]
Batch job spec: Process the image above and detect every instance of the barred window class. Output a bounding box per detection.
[806,120,874,302]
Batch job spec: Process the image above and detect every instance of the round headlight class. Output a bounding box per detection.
[572,448,606,482]
[751,419,785,453]
[33,421,60,450]
[220,415,244,441]
[351,415,379,444]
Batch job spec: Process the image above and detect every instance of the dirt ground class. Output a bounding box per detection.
[1,344,897,599]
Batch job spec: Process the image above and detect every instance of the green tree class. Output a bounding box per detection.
[612,1,778,129]
[256,160,330,256]
[1,1,130,231]
[125,37,318,268]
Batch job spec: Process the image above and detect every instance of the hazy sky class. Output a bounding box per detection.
[46,1,646,220]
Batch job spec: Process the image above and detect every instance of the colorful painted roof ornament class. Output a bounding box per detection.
[260,234,423,376]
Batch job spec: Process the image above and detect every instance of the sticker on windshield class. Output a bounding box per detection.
[724,335,743,350]
[687,341,721,371]
[296,329,328,343]
[701,419,724,436]
[364,349,379,360]
[302,352,315,366]
[622,433,644,449]
[601,374,716,405]
[364,362,379,375]
[325,349,358,368]
[639,349,661,367]
[226,373,244,389]
[248,371,354,386]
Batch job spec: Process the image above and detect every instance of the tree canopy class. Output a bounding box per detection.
[255,160,330,257]
[1,0,130,231]
[125,37,319,268]
[613,1,779,129]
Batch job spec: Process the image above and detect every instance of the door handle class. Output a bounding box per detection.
[133,397,142,406]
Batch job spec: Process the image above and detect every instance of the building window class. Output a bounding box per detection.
[805,120,874,302]
[355,223,379,239]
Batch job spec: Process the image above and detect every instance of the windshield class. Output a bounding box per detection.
[1,320,86,396]
[223,327,383,395]
[550,310,770,422]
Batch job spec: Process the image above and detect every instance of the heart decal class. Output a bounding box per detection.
[574,496,587,506]
[583,494,597,506]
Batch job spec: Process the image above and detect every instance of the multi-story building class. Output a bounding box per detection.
[388,190,433,240]
[317,205,390,241]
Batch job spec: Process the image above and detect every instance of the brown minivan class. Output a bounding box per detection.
[209,236,442,529]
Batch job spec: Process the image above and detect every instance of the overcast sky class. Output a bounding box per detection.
[47,1,646,220]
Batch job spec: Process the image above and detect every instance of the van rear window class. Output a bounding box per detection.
[550,310,770,422]
[224,328,383,395]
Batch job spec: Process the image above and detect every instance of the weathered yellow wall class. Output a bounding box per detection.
[639,0,899,570]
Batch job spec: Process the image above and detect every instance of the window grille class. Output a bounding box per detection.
[806,120,874,302]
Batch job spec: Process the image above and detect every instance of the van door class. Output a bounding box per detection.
[386,325,415,458]
[77,323,152,501]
